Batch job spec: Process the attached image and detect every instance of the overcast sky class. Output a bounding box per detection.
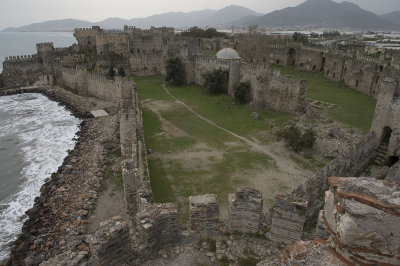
[1,0,399,29]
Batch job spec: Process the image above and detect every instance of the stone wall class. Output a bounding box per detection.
[370,72,400,158]
[267,133,375,244]
[2,55,41,87]
[135,203,179,248]
[87,217,135,266]
[228,188,263,234]
[190,57,307,115]
[59,67,134,106]
[323,177,400,265]
[232,36,400,98]
[189,194,219,232]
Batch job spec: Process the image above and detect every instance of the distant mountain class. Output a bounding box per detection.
[381,11,400,26]
[2,5,260,32]
[235,0,398,31]
[3,19,92,32]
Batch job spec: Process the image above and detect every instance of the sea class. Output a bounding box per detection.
[0,32,79,261]
[0,31,77,72]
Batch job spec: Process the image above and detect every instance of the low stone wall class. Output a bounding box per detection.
[87,217,135,266]
[189,194,219,231]
[228,188,263,234]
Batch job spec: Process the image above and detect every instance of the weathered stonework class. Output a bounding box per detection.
[87,217,135,266]
[281,177,400,265]
[228,188,263,234]
[135,203,179,248]
[189,194,219,231]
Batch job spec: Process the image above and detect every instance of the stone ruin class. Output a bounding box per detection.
[228,188,263,234]
[87,216,135,266]
[135,203,179,248]
[281,177,400,265]
[189,194,220,232]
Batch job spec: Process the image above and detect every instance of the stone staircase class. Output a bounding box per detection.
[374,142,388,166]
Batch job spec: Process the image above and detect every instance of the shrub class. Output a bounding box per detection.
[234,82,251,104]
[202,69,229,94]
[108,64,116,79]
[118,67,125,77]
[181,26,228,38]
[292,32,309,44]
[165,57,186,86]
[276,125,316,152]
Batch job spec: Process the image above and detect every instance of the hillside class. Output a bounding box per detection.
[2,5,260,32]
[236,0,398,31]
[381,11,400,26]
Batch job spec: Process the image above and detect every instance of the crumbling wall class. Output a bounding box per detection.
[135,203,179,248]
[87,217,135,266]
[370,72,400,157]
[323,177,400,265]
[268,133,375,244]
[192,57,230,85]
[129,52,164,75]
[281,177,400,265]
[240,64,307,115]
[228,188,263,234]
[189,194,219,231]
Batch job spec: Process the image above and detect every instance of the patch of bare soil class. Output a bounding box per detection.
[143,99,189,137]
[88,181,129,233]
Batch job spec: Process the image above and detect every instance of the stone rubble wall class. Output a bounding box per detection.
[228,188,263,234]
[87,216,136,266]
[189,194,219,231]
[323,177,400,265]
[135,203,179,248]
[267,133,375,244]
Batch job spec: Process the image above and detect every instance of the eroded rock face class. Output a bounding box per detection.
[281,177,400,265]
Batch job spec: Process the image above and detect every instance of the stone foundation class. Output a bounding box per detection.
[189,194,219,231]
[228,188,263,234]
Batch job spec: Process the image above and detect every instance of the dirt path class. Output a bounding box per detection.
[162,84,301,176]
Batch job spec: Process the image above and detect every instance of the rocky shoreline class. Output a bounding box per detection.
[0,87,118,266]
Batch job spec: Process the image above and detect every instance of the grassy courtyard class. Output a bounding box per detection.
[135,75,308,222]
[272,65,377,132]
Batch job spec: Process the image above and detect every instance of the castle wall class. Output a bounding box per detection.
[240,64,307,114]
[371,71,400,157]
[2,55,41,87]
[192,57,230,85]
[129,53,164,75]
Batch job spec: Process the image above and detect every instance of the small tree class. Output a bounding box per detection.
[292,32,309,44]
[108,64,116,79]
[234,82,251,104]
[276,125,316,152]
[118,67,125,77]
[166,57,186,86]
[202,69,229,94]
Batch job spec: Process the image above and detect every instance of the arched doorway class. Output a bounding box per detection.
[287,48,296,66]
[381,126,392,144]
[387,156,399,167]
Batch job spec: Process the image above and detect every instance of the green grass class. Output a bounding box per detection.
[203,49,217,57]
[136,75,277,222]
[272,65,377,132]
[167,83,292,140]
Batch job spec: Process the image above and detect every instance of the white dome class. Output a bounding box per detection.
[216,48,240,60]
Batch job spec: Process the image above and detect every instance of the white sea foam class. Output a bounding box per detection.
[0,93,80,261]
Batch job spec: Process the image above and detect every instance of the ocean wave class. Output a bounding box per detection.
[0,93,80,261]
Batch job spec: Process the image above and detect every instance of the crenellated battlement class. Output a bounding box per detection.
[4,54,36,62]
[356,54,382,65]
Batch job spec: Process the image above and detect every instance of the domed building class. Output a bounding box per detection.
[216,48,241,60]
